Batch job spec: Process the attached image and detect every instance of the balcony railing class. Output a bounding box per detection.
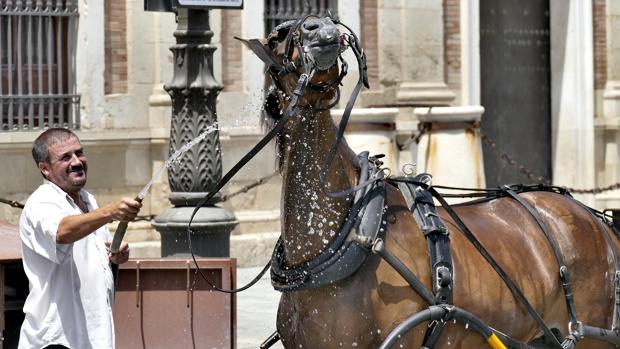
[264,0,338,35]
[0,0,80,132]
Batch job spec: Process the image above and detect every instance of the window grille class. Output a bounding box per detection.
[0,0,80,132]
[264,0,338,36]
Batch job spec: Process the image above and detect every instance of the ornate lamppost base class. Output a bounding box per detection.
[153,205,238,258]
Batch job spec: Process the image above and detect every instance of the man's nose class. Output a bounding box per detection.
[70,153,82,166]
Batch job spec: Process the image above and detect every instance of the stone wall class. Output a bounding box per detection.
[104,0,129,95]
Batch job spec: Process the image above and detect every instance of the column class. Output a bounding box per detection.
[598,0,620,207]
[379,0,455,106]
[414,106,485,194]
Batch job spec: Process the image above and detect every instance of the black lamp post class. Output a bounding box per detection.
[146,0,242,257]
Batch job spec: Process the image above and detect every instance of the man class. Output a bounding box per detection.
[18,128,142,349]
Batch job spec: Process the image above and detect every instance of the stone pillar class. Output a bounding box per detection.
[598,0,620,207]
[379,0,455,106]
[414,106,485,193]
[334,108,400,171]
[549,0,595,205]
[152,9,237,258]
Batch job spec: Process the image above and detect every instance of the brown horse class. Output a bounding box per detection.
[240,16,619,349]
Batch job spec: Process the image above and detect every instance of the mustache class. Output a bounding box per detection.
[68,164,86,173]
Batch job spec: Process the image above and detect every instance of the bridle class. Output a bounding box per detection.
[252,15,367,113]
[186,15,369,293]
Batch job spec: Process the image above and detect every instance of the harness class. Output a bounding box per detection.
[179,15,620,349]
[264,172,620,349]
[185,15,369,293]
[271,152,385,291]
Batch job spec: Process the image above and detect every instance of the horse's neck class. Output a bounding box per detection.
[280,109,359,266]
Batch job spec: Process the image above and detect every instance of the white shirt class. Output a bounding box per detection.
[19,180,115,349]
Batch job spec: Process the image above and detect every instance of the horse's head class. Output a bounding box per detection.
[237,15,364,127]
[296,16,342,71]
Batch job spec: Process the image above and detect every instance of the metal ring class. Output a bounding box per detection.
[380,167,391,178]
[402,163,417,176]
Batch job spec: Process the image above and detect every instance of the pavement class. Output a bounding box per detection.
[236,267,284,349]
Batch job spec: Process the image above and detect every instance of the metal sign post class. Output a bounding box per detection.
[145,0,243,11]
[177,0,243,8]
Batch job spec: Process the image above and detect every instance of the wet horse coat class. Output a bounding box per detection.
[241,16,619,348]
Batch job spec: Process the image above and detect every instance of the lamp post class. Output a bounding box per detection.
[147,0,242,257]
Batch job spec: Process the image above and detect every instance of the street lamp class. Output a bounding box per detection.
[147,0,242,257]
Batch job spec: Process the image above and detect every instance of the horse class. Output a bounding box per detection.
[238,15,620,349]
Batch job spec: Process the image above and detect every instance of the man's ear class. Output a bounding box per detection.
[38,162,50,179]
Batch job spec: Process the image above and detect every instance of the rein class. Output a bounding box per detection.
[187,71,312,293]
[186,15,368,293]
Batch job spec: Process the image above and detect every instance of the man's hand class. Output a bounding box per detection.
[57,197,143,244]
[110,198,142,222]
[106,240,129,264]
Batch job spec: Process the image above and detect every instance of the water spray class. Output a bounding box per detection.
[109,124,219,253]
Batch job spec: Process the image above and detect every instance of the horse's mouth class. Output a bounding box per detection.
[305,43,340,71]
[307,42,340,49]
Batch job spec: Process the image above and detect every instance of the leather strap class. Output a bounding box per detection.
[428,187,564,348]
[503,188,578,327]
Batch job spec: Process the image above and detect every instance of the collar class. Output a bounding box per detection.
[43,179,91,209]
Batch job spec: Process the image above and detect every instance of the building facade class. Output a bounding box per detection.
[0,0,619,261]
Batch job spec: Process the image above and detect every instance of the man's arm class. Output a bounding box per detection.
[56,198,141,244]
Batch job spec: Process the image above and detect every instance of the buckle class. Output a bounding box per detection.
[568,321,583,338]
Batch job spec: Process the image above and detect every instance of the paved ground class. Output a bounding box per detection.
[237,267,284,349]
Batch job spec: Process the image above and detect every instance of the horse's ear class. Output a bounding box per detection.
[235,36,279,66]
[234,36,267,49]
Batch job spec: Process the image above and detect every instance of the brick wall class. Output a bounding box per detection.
[361,0,379,88]
[221,10,243,92]
[593,0,607,90]
[104,0,128,95]
[444,0,461,92]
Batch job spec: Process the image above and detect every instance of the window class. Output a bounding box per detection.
[264,0,338,36]
[1,0,80,131]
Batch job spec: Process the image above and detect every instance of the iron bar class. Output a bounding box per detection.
[0,8,4,129]
[67,0,77,128]
[55,0,63,125]
[36,0,43,127]
[45,0,54,126]
[7,1,14,130]
[285,0,292,17]
[16,0,23,128]
[264,0,338,35]
[27,1,34,129]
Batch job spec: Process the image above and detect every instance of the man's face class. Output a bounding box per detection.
[38,136,88,195]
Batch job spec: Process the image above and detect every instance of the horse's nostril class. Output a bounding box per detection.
[304,23,319,31]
